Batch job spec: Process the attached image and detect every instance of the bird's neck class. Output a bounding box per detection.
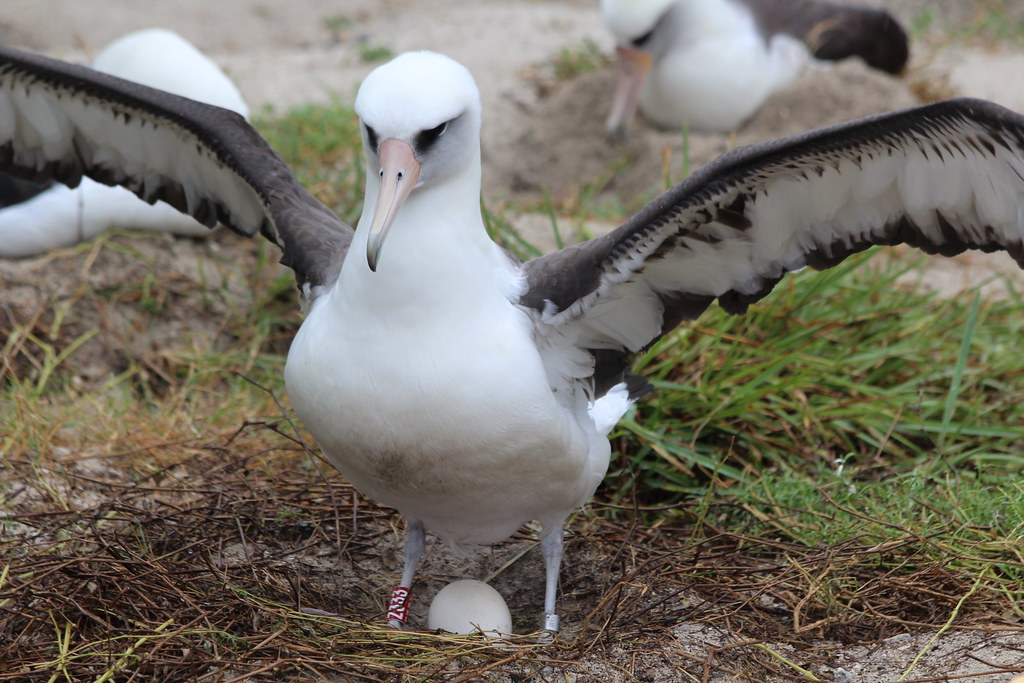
[334,164,522,316]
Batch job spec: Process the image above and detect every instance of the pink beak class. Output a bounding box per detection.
[367,138,421,271]
[606,45,653,140]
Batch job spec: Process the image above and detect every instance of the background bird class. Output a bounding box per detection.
[602,0,909,136]
[0,28,248,258]
[0,46,1022,636]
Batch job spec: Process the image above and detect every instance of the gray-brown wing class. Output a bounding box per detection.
[740,0,909,74]
[0,44,351,301]
[522,98,1024,396]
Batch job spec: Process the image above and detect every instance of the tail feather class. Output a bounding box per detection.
[589,374,651,436]
[742,0,910,75]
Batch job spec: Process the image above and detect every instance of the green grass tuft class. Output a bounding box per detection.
[254,99,365,227]
[544,39,610,81]
[603,250,1024,506]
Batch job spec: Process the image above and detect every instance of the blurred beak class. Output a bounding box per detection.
[367,138,421,271]
[606,45,652,141]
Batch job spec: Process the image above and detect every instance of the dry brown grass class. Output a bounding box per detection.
[4,409,1024,681]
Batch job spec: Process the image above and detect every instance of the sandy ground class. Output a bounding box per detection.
[3,1,1024,681]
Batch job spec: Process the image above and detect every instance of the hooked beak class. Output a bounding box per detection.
[606,45,653,141]
[367,138,421,272]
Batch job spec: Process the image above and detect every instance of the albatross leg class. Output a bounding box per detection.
[387,519,425,628]
[540,523,564,636]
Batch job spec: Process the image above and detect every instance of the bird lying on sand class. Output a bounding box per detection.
[0,46,1022,634]
[0,28,248,257]
[601,0,909,136]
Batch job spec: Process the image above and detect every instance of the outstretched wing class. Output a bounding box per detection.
[0,44,352,301]
[522,98,1024,394]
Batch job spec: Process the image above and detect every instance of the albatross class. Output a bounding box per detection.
[1,47,1023,634]
[602,0,909,135]
[0,28,249,257]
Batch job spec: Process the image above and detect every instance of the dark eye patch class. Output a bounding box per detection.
[415,120,449,154]
[632,27,655,48]
[365,123,379,151]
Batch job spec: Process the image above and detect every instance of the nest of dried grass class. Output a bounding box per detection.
[3,415,1022,682]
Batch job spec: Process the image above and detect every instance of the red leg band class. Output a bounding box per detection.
[387,586,412,623]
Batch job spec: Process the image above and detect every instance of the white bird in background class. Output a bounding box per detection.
[601,0,909,136]
[0,28,249,257]
[0,47,1023,634]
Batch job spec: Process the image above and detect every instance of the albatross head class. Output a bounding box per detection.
[601,0,677,139]
[354,51,483,272]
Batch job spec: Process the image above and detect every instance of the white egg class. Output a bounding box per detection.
[427,579,512,638]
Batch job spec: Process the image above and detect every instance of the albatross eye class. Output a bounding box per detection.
[365,124,379,151]
[632,27,655,48]
[415,120,448,153]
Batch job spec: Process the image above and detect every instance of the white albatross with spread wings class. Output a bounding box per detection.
[0,28,249,257]
[0,48,1023,634]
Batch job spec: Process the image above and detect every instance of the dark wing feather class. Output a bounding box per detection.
[740,0,909,74]
[522,98,1024,396]
[0,44,351,299]
[0,173,52,206]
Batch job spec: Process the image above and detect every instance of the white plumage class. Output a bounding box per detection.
[284,53,628,632]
